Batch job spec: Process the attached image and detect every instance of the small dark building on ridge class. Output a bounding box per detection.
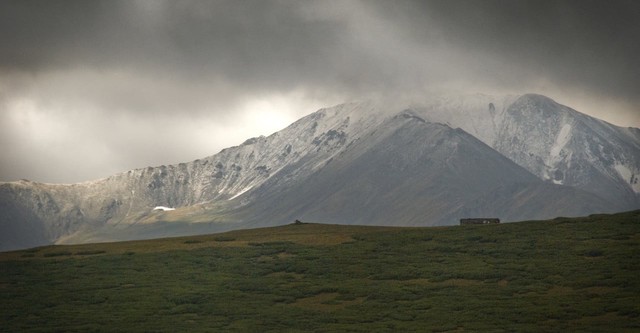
[460,218,500,225]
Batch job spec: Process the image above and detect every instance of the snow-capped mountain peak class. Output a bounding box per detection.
[1,93,638,251]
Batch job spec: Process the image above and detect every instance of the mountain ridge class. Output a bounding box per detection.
[1,93,638,251]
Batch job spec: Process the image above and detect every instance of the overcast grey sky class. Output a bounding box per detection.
[1,0,639,183]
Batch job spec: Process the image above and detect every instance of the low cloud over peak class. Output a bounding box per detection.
[1,0,638,183]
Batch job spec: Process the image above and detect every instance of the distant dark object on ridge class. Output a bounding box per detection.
[460,218,500,225]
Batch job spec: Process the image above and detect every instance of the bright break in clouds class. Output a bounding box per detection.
[1,0,639,183]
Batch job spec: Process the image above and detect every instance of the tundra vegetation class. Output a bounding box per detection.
[1,211,639,332]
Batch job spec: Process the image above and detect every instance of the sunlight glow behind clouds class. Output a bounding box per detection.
[238,92,334,139]
[0,0,638,183]
[0,89,330,183]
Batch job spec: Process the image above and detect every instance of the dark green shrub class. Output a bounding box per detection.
[585,249,604,257]
[213,236,235,242]
[43,251,72,257]
[75,250,106,255]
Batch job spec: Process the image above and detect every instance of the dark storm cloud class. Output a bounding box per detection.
[0,0,353,94]
[2,0,638,102]
[0,0,638,183]
[415,0,640,101]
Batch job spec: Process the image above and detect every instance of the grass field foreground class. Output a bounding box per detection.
[1,211,639,332]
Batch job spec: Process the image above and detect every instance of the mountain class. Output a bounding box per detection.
[493,94,640,208]
[223,111,615,228]
[412,93,640,209]
[1,94,638,251]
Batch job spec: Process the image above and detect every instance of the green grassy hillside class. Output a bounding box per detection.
[1,211,639,332]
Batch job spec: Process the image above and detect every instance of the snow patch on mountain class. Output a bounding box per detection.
[544,123,573,184]
[153,206,175,211]
[229,185,254,200]
[614,164,640,193]
[550,124,572,157]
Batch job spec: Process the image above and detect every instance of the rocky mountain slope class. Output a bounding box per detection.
[1,94,638,251]
[413,94,640,208]
[226,110,615,228]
